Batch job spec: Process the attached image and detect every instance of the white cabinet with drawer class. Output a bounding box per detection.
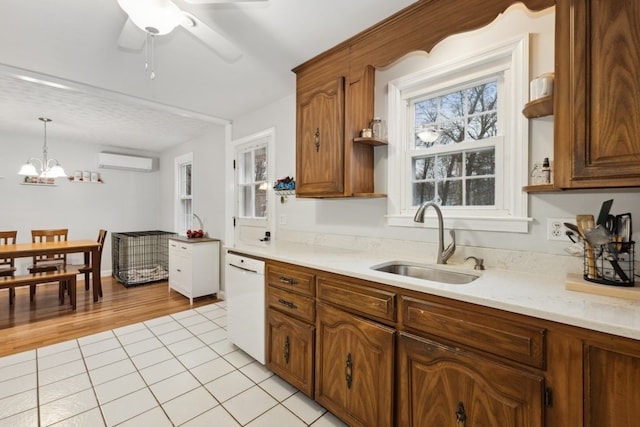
[168,237,220,304]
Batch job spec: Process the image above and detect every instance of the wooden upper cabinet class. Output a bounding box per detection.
[296,76,345,197]
[293,0,554,198]
[555,0,640,188]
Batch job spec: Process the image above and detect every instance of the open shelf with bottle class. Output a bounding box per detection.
[353,137,388,146]
[522,96,553,119]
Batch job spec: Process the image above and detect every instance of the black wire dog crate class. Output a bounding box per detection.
[112,230,177,287]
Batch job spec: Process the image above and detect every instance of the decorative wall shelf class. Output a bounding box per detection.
[353,137,388,146]
[69,180,104,184]
[522,184,558,193]
[20,182,58,187]
[275,189,295,203]
[522,96,553,118]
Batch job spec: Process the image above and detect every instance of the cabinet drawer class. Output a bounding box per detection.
[266,263,315,297]
[169,240,192,255]
[317,276,396,322]
[267,285,315,323]
[401,295,545,369]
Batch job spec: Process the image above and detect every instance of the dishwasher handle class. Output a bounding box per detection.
[228,263,259,274]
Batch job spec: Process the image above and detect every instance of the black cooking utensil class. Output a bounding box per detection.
[596,199,614,226]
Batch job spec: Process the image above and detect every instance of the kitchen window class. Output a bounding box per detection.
[175,152,193,234]
[386,35,530,232]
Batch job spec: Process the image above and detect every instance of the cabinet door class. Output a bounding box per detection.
[555,0,640,188]
[168,244,184,292]
[315,303,395,427]
[266,308,315,397]
[296,77,345,197]
[398,332,544,427]
[584,342,640,426]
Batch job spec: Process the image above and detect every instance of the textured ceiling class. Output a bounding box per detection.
[0,71,224,151]
[0,0,417,152]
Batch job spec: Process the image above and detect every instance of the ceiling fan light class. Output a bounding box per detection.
[118,0,182,35]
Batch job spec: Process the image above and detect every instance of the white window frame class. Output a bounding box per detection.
[232,128,275,244]
[174,152,193,235]
[387,35,531,233]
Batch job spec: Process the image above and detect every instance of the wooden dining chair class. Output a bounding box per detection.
[0,231,17,305]
[29,228,68,300]
[78,229,107,292]
[59,229,108,305]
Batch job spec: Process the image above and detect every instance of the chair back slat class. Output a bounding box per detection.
[31,229,68,266]
[0,231,17,275]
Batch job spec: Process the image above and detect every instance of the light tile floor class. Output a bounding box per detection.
[0,301,347,427]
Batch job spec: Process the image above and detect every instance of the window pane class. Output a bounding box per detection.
[438,180,462,206]
[254,147,267,182]
[184,164,192,196]
[467,113,498,140]
[440,90,464,120]
[466,82,497,114]
[242,151,252,183]
[437,153,463,178]
[465,149,495,176]
[466,178,495,205]
[240,185,252,217]
[255,184,267,218]
[413,182,435,205]
[413,156,435,180]
[439,119,465,145]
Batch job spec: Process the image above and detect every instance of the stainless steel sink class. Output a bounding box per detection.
[372,261,478,284]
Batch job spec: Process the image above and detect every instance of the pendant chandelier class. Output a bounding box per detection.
[18,117,67,179]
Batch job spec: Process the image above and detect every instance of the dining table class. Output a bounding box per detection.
[0,240,102,302]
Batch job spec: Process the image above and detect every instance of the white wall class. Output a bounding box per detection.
[231,5,640,257]
[158,124,228,243]
[0,128,161,273]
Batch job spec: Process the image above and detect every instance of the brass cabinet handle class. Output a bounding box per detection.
[284,336,290,364]
[314,128,320,152]
[279,276,298,285]
[345,352,353,389]
[455,402,466,427]
[278,298,297,309]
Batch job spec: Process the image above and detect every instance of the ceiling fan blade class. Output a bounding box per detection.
[182,0,267,3]
[180,13,243,62]
[117,17,146,51]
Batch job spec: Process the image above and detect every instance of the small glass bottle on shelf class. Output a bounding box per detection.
[370,117,385,139]
[541,157,551,184]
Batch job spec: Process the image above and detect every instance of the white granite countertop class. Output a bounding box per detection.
[227,241,640,341]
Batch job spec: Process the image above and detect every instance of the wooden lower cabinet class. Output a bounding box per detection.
[397,332,544,427]
[583,341,640,426]
[315,302,395,427]
[266,307,315,397]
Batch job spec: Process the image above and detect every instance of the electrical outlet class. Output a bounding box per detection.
[279,214,287,225]
[547,218,575,241]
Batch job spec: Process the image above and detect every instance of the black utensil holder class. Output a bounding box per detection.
[583,241,635,286]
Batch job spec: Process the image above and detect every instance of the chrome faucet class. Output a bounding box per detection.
[414,201,456,264]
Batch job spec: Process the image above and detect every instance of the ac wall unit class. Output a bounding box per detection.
[97,153,153,172]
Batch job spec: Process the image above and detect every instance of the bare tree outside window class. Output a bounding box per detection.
[239,145,268,219]
[412,80,497,207]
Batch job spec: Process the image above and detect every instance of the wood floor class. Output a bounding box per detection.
[0,276,220,358]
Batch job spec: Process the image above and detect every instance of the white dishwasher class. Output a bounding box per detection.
[225,252,266,364]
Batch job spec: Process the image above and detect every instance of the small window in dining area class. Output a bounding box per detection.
[175,153,193,234]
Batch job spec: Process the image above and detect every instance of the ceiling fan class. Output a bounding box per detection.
[116,0,267,69]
